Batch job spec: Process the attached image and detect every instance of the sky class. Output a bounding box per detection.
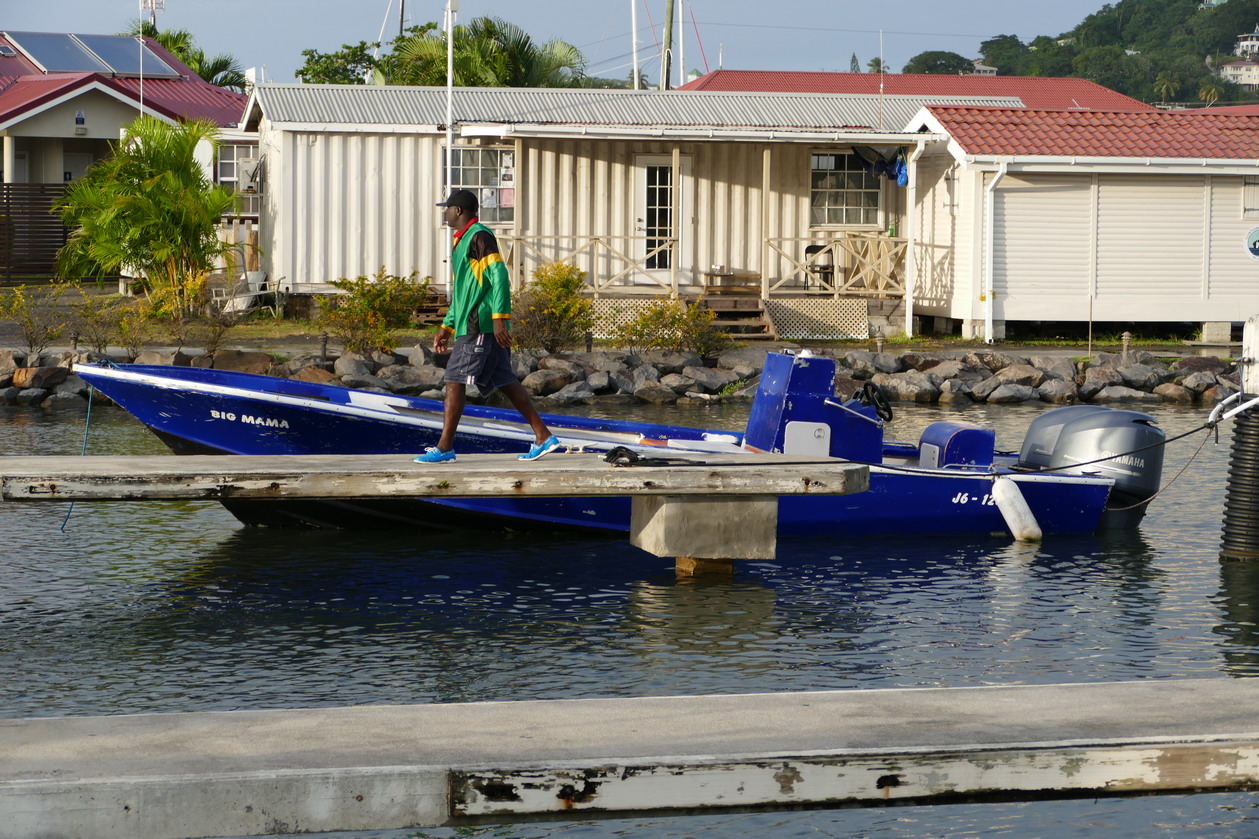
[5,0,1110,85]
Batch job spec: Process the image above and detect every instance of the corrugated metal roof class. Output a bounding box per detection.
[253,84,1023,134]
[678,70,1155,112]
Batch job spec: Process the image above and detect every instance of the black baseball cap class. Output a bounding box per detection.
[436,189,478,214]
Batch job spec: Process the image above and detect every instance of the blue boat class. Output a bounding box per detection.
[73,351,1165,537]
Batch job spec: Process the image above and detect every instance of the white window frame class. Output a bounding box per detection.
[445,146,515,224]
[216,142,261,219]
[1243,176,1259,220]
[809,150,883,228]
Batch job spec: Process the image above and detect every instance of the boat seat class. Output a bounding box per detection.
[918,421,995,469]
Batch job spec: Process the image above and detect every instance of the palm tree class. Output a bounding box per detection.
[867,57,887,74]
[122,20,248,93]
[1154,72,1178,106]
[54,116,240,315]
[390,16,587,87]
[1199,79,1222,107]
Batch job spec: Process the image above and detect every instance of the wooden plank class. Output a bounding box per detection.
[4,680,1259,838]
[0,452,867,502]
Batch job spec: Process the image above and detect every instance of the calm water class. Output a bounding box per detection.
[3,397,1259,838]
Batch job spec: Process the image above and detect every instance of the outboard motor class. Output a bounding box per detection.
[1018,405,1165,530]
[744,351,883,462]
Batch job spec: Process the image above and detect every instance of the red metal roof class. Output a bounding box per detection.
[678,70,1154,112]
[0,32,246,127]
[921,106,1259,159]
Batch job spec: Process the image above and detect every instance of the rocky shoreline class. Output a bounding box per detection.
[0,344,1241,410]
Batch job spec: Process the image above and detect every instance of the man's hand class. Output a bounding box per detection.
[493,318,512,348]
[433,327,451,354]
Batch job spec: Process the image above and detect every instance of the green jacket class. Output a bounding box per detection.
[440,219,511,338]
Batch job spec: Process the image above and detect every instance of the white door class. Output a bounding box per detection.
[633,154,694,288]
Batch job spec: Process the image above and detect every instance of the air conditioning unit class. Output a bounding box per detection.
[238,157,262,194]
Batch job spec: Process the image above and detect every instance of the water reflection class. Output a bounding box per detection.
[1213,559,1259,677]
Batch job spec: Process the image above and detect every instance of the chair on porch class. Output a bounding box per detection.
[804,244,834,290]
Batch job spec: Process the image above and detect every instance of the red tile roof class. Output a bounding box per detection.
[921,106,1259,159]
[678,70,1154,112]
[0,32,246,127]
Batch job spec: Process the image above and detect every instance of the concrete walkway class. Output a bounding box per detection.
[4,679,1259,838]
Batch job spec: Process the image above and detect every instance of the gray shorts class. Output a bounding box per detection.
[444,332,518,395]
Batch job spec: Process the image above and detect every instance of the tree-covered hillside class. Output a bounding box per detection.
[915,0,1259,105]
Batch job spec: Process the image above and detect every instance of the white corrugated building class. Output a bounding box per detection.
[906,106,1259,341]
[239,84,1034,339]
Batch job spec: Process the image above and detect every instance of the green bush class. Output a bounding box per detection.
[0,285,67,355]
[511,261,594,353]
[610,296,730,358]
[316,267,432,354]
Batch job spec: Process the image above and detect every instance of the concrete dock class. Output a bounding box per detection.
[0,452,863,502]
[4,679,1259,838]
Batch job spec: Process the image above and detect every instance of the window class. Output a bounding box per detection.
[445,147,515,224]
[1244,176,1259,220]
[216,143,261,219]
[810,152,881,226]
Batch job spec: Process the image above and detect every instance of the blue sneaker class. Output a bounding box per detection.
[414,447,456,463]
[518,435,562,461]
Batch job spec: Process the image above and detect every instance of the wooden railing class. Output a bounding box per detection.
[503,232,907,299]
[502,234,680,295]
[767,234,906,298]
[0,183,68,284]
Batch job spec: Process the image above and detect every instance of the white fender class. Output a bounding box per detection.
[992,476,1043,542]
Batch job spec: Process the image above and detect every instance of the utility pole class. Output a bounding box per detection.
[661,0,675,90]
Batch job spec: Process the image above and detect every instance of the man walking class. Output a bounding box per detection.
[414,189,561,463]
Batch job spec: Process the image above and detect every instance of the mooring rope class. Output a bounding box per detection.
[59,383,95,533]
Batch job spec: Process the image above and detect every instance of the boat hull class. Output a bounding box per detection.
[76,363,1114,537]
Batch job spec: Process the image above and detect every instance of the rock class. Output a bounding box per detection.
[963,350,1029,372]
[938,379,974,403]
[537,356,590,378]
[844,351,903,378]
[1027,355,1078,382]
[407,344,436,367]
[1037,379,1079,404]
[634,381,680,404]
[15,388,49,406]
[46,391,88,407]
[716,346,773,375]
[987,383,1040,403]
[682,365,740,394]
[681,391,724,404]
[53,374,89,398]
[333,352,376,378]
[918,359,967,385]
[1080,367,1124,400]
[614,364,661,395]
[543,381,597,405]
[378,364,446,394]
[371,350,406,368]
[0,371,10,388]
[0,350,25,376]
[639,349,704,374]
[1153,383,1194,403]
[1175,356,1227,375]
[520,368,574,396]
[214,350,276,376]
[291,366,336,384]
[12,367,69,389]
[567,350,637,374]
[993,363,1045,388]
[660,372,697,394]
[1179,371,1218,394]
[341,373,388,390]
[586,371,615,394]
[0,386,19,405]
[1116,364,1161,391]
[1204,383,1239,402]
[834,374,863,401]
[1091,385,1161,402]
[871,370,938,403]
[284,354,333,377]
[134,349,195,367]
[970,376,1004,402]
